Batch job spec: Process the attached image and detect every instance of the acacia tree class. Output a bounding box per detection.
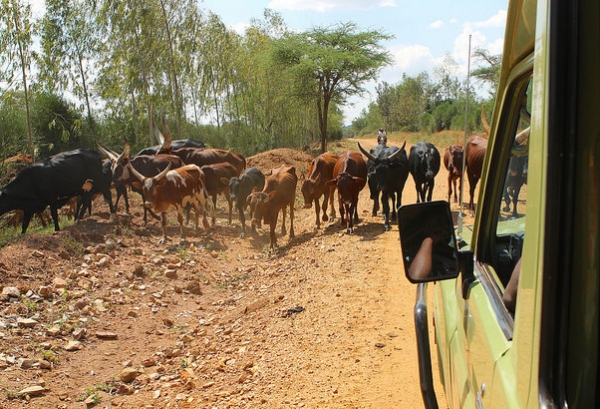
[471,47,502,97]
[272,22,393,153]
[0,0,36,159]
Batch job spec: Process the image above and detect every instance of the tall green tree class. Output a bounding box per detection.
[272,22,393,153]
[0,0,37,159]
[38,0,99,125]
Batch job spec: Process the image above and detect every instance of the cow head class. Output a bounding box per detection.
[447,145,464,175]
[246,191,274,228]
[129,162,172,209]
[300,174,321,208]
[326,173,364,204]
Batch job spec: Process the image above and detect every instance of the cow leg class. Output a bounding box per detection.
[447,175,453,203]
[382,191,391,231]
[238,205,247,238]
[427,180,434,202]
[211,195,218,226]
[321,191,329,223]
[196,191,211,229]
[225,192,233,225]
[314,198,322,229]
[390,192,397,222]
[269,213,278,249]
[328,186,336,221]
[159,212,168,244]
[281,206,287,236]
[21,211,35,234]
[289,202,295,239]
[176,206,186,240]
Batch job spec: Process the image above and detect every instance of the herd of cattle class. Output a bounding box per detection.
[0,122,525,249]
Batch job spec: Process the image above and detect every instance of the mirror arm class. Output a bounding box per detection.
[458,250,475,299]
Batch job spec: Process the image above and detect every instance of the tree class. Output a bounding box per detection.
[272,22,393,153]
[38,0,99,125]
[0,0,37,159]
[471,47,502,97]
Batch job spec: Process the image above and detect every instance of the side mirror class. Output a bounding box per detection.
[398,201,460,283]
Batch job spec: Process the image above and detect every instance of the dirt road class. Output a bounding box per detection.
[0,138,465,408]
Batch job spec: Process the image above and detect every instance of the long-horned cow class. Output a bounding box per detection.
[246,165,298,249]
[129,163,210,244]
[358,141,409,231]
[325,151,368,234]
[301,152,338,230]
[228,167,265,238]
[98,143,184,224]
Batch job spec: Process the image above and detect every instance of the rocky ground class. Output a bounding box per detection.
[0,137,471,409]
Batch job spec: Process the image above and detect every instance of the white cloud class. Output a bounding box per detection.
[429,19,444,29]
[268,0,397,12]
[474,9,507,28]
[390,44,436,74]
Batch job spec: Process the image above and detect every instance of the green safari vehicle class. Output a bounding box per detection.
[397,0,599,407]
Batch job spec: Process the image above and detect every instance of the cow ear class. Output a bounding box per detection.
[219,177,229,186]
[264,192,274,203]
[131,181,142,190]
[325,178,337,187]
[300,173,306,181]
[352,177,365,185]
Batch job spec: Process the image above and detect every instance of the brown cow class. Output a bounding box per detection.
[200,162,238,225]
[301,152,338,229]
[465,135,488,214]
[129,163,210,244]
[325,151,368,234]
[443,145,464,203]
[246,165,298,249]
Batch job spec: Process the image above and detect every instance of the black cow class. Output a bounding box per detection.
[409,142,441,203]
[358,141,409,231]
[229,167,265,238]
[0,149,113,234]
[503,154,528,217]
[136,139,206,156]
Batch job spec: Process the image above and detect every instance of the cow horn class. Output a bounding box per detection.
[117,142,130,164]
[387,141,407,161]
[161,114,172,152]
[97,143,118,162]
[155,162,172,181]
[481,105,490,135]
[357,142,376,162]
[128,163,146,182]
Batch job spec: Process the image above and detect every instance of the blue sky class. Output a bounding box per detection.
[200,0,508,124]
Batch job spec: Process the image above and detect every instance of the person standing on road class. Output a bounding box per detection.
[377,128,387,146]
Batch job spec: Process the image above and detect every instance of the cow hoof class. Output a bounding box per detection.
[384,224,391,232]
[239,232,246,238]
[322,215,329,222]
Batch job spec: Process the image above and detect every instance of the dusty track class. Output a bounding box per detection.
[0,137,472,408]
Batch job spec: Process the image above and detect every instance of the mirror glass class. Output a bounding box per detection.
[398,200,459,283]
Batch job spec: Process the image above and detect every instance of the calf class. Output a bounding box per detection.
[301,152,338,229]
[325,151,367,234]
[0,149,113,234]
[129,163,210,244]
[443,144,464,203]
[229,167,265,238]
[246,165,297,249]
[200,162,239,225]
[359,141,409,231]
[409,142,441,203]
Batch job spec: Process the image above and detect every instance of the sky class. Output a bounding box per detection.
[199,0,508,125]
[28,0,508,126]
